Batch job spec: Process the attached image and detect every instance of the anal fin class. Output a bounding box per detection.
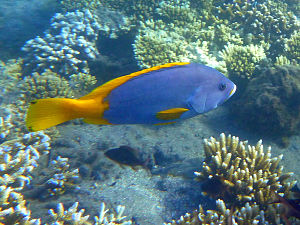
[83,117,112,125]
[156,108,189,120]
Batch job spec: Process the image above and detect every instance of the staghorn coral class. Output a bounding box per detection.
[284,31,300,65]
[133,20,192,68]
[220,44,266,80]
[48,202,91,225]
[22,10,101,77]
[133,0,220,69]
[216,0,299,59]
[166,133,298,224]
[46,156,79,196]
[0,131,50,189]
[165,200,281,225]
[0,185,41,224]
[48,201,132,225]
[275,55,291,66]
[0,128,51,223]
[195,133,295,207]
[94,202,132,225]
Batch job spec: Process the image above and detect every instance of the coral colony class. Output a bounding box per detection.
[0,0,299,224]
[22,10,101,76]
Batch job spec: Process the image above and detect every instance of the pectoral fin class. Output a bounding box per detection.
[187,87,207,113]
[156,108,189,120]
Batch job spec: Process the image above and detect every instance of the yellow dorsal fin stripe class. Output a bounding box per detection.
[156,108,189,120]
[155,121,177,125]
[80,62,190,101]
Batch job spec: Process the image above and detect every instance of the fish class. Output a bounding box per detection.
[26,62,236,131]
[104,145,149,170]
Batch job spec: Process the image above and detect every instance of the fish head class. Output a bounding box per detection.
[187,67,236,114]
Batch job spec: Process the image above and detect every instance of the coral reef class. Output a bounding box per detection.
[165,201,280,224]
[166,133,297,224]
[69,72,97,96]
[48,202,91,225]
[0,59,22,97]
[22,10,101,76]
[284,31,300,65]
[216,0,300,59]
[133,0,222,69]
[275,55,291,66]
[0,131,51,189]
[231,65,300,142]
[0,185,41,224]
[220,44,266,89]
[0,130,51,223]
[21,70,75,102]
[133,0,299,73]
[59,0,101,12]
[48,201,132,225]
[195,133,295,206]
[46,156,79,196]
[101,0,160,23]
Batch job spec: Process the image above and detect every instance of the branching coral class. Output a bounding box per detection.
[48,202,132,225]
[0,128,51,223]
[0,131,51,189]
[284,31,300,65]
[220,44,266,80]
[216,0,299,58]
[46,156,79,196]
[48,202,91,225]
[101,0,160,23]
[275,55,291,66]
[133,0,219,69]
[59,0,101,12]
[133,21,192,68]
[166,133,297,224]
[22,10,101,76]
[165,199,285,225]
[0,185,41,224]
[195,133,295,207]
[21,70,74,102]
[94,202,132,225]
[0,59,22,96]
[69,72,97,96]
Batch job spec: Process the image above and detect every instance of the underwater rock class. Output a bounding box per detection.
[231,65,300,143]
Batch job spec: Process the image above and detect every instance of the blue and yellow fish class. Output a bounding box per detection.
[26,62,236,131]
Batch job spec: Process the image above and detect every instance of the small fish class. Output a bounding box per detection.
[104,145,148,169]
[26,62,236,131]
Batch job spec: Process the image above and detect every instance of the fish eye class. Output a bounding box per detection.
[218,83,227,91]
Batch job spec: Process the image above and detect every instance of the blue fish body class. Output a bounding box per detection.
[103,63,236,124]
[26,62,236,131]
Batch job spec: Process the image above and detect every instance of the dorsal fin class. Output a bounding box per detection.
[80,62,190,101]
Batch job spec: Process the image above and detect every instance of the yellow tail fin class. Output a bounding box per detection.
[26,98,83,132]
[26,97,110,132]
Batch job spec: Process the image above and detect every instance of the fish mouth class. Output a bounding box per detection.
[228,84,236,98]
